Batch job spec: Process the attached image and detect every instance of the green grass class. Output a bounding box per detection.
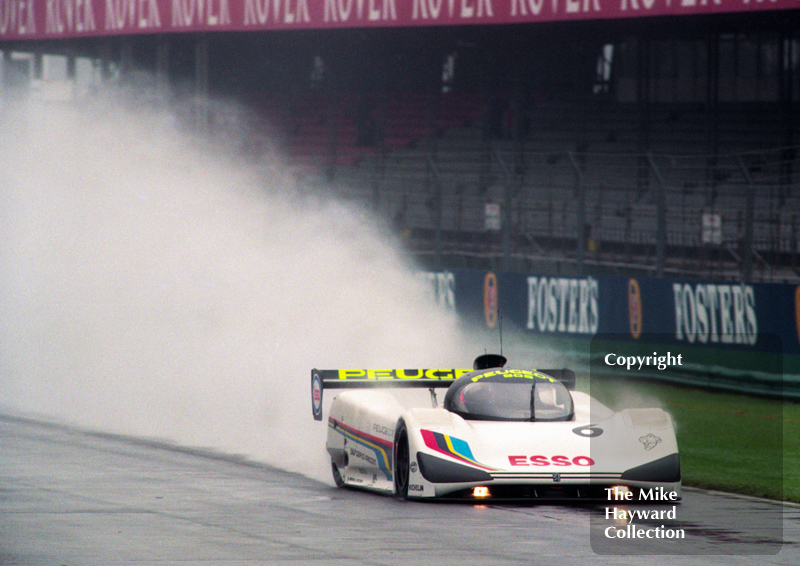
[587,376,799,502]
[508,333,799,501]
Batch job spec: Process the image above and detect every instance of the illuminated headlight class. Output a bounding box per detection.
[472,486,491,498]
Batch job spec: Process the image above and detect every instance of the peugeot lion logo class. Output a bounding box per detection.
[552,473,561,483]
[639,433,662,451]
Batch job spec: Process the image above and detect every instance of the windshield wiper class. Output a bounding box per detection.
[530,382,535,422]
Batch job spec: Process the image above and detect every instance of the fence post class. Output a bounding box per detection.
[494,149,514,271]
[736,154,756,283]
[426,154,443,268]
[646,153,667,278]
[568,153,586,275]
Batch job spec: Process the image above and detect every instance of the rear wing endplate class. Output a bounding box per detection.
[311,368,471,421]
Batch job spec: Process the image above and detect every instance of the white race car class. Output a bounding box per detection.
[311,354,680,501]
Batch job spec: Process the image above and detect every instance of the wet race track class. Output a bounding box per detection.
[1,415,798,566]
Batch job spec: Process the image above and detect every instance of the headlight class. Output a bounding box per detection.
[472,486,491,498]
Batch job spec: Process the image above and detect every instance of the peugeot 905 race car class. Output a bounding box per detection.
[311,354,680,501]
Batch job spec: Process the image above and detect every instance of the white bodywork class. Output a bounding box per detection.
[325,387,681,500]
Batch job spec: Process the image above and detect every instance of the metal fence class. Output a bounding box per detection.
[308,141,800,281]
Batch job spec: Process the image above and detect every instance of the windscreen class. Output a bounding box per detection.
[446,377,574,422]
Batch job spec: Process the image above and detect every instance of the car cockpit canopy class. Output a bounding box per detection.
[443,369,575,422]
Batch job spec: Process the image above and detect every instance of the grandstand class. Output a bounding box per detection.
[271,90,799,281]
[2,2,799,281]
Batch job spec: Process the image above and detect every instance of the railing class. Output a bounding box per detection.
[305,142,800,281]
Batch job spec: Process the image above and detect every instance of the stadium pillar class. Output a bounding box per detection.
[32,51,42,83]
[636,38,652,197]
[494,149,512,272]
[120,40,133,80]
[156,41,170,102]
[705,36,720,190]
[195,38,209,133]
[98,41,113,82]
[779,33,796,196]
[65,48,76,82]
[426,155,443,268]
[568,153,586,276]
[647,153,667,278]
[326,93,337,181]
[737,155,756,283]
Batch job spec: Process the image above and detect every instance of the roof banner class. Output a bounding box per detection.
[1,0,798,42]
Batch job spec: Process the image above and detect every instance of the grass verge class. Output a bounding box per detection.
[587,376,799,503]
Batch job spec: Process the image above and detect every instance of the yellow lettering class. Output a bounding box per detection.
[425,368,453,379]
[471,369,555,381]
[472,370,494,381]
[397,369,424,379]
[337,368,471,381]
[367,369,395,379]
[532,371,557,382]
[506,370,534,379]
[338,369,366,379]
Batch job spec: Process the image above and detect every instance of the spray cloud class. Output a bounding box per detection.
[0,92,469,482]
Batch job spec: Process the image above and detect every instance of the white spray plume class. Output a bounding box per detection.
[0,92,471,482]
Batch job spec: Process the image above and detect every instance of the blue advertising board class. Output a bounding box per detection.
[424,269,800,397]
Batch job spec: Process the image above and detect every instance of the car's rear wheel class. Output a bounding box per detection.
[331,461,345,487]
[393,421,410,499]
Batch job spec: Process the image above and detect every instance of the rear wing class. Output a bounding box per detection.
[311,368,471,421]
[310,367,577,421]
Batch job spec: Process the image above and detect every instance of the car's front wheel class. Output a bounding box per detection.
[393,420,410,499]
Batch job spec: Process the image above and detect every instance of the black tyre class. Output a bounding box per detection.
[331,461,345,487]
[393,421,410,499]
